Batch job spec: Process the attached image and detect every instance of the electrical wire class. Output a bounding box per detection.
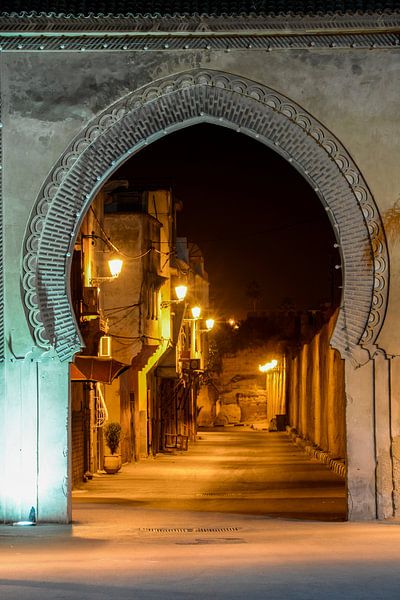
[103,302,141,315]
[153,247,172,256]
[89,206,155,260]
[108,333,165,343]
[109,334,142,341]
[89,206,120,253]
[108,306,138,327]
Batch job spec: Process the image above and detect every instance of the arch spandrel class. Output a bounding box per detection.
[21,69,388,362]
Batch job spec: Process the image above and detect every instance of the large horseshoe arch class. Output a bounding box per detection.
[22,69,388,363]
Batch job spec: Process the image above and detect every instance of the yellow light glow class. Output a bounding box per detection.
[108,257,123,278]
[191,306,201,319]
[175,284,188,301]
[228,318,235,326]
[259,359,278,373]
[205,318,215,331]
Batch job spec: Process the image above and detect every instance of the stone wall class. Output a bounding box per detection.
[216,346,281,426]
[1,24,399,521]
[287,312,346,459]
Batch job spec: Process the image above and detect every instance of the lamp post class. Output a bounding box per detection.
[190,306,201,358]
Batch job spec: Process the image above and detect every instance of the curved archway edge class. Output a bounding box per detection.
[22,69,388,362]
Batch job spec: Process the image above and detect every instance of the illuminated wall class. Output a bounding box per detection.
[0,359,70,524]
[287,313,346,460]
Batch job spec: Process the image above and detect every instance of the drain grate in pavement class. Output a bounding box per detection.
[139,527,240,534]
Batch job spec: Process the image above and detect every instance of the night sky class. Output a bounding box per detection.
[116,124,340,320]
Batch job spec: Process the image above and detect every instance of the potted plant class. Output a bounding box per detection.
[103,422,122,474]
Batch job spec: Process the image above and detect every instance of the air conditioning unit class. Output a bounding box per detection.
[99,335,111,357]
[181,358,201,371]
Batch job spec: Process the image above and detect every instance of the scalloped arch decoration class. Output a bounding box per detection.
[22,69,388,361]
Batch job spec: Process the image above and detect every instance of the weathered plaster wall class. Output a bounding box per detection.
[2,48,399,353]
[197,384,218,427]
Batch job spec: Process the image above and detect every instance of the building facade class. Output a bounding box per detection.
[69,183,211,485]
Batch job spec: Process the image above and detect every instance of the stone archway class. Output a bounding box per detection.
[15,68,392,523]
[22,69,388,365]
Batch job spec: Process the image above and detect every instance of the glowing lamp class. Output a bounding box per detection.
[191,306,201,319]
[175,284,188,302]
[108,257,123,278]
[160,284,188,308]
[259,359,278,373]
[205,318,215,331]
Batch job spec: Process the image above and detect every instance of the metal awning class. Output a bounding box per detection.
[71,356,130,384]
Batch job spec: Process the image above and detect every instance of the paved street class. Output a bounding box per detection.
[74,428,347,521]
[1,429,400,599]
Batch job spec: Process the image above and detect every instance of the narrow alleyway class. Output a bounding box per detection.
[73,428,346,521]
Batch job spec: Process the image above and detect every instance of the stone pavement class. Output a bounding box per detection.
[74,428,347,521]
[1,428,400,599]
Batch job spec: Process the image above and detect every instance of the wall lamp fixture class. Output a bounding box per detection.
[82,232,124,286]
[200,318,215,332]
[90,255,123,286]
[160,284,188,309]
[183,306,203,321]
[205,318,215,331]
[82,231,114,248]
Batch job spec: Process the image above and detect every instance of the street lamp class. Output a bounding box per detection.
[199,318,215,333]
[258,358,286,430]
[205,318,215,331]
[175,285,188,302]
[107,257,123,278]
[259,359,278,373]
[160,284,188,308]
[82,232,124,286]
[90,255,124,286]
[228,318,239,330]
[183,306,202,359]
[191,306,201,319]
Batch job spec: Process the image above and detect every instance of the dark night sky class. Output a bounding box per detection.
[116,124,340,320]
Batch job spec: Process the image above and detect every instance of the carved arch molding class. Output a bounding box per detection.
[22,69,388,362]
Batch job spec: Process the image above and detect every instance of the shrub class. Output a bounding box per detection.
[104,422,121,455]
